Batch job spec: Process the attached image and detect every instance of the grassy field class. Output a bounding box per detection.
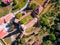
[4,37,12,45]
[20,15,33,24]
[25,27,35,33]
[0,5,12,17]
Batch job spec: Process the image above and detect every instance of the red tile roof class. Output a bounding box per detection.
[24,18,37,29]
[0,13,14,24]
[0,17,4,24]
[0,13,14,39]
[2,0,13,4]
[33,41,40,45]
[0,30,8,39]
[4,13,14,22]
[37,5,43,14]
[21,18,37,30]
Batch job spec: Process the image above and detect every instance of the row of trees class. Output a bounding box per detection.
[41,13,60,45]
[40,0,60,45]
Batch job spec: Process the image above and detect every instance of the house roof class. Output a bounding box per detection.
[4,13,14,22]
[0,29,8,39]
[25,18,37,28]
[2,0,13,4]
[0,13,14,25]
[0,13,14,39]
[33,41,40,45]
[0,17,4,24]
[0,23,9,39]
[21,18,37,30]
[36,5,43,14]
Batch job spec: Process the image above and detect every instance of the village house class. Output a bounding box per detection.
[0,13,14,24]
[21,18,38,30]
[0,13,15,39]
[0,28,8,39]
[32,41,40,45]
[2,0,13,5]
[31,5,43,18]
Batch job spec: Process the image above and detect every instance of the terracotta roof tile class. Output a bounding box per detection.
[0,18,4,24]
[2,0,13,4]
[0,30,8,39]
[33,41,40,45]
[4,13,14,22]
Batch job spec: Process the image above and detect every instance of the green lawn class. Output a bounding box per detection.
[20,15,32,24]
[0,5,12,17]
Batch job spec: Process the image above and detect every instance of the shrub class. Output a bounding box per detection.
[13,0,17,5]
[15,13,22,19]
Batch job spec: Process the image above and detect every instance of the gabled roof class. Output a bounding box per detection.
[21,18,37,30]
[36,5,43,14]
[0,17,4,24]
[33,41,40,45]
[2,0,13,4]
[0,13,14,25]
[4,13,14,22]
[0,29,8,39]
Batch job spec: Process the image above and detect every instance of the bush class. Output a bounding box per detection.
[15,13,22,19]
[28,3,37,10]
[40,16,50,27]
[48,33,56,41]
[13,0,27,10]
[13,0,17,5]
[41,40,54,45]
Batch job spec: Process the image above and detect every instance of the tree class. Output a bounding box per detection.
[50,0,57,3]
[40,16,50,27]
[30,3,37,10]
[57,0,60,5]
[13,0,17,5]
[56,23,60,31]
[48,33,56,41]
[41,40,54,45]
[15,13,22,19]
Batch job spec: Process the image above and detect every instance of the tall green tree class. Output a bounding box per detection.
[13,0,17,5]
[30,3,37,10]
[41,40,54,45]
